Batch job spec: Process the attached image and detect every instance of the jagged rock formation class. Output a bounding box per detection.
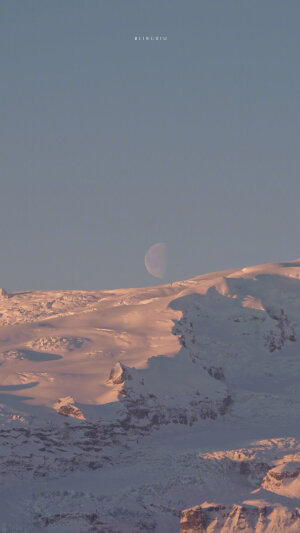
[107,355,233,433]
[53,397,85,420]
[261,461,300,497]
[108,361,132,384]
[264,308,296,352]
[180,503,300,532]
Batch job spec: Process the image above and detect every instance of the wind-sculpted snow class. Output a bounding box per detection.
[1,259,300,531]
[0,290,100,326]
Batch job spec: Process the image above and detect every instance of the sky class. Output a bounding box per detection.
[2,0,300,290]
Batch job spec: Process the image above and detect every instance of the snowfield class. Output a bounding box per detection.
[1,260,300,532]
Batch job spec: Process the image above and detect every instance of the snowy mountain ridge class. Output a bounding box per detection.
[1,259,300,531]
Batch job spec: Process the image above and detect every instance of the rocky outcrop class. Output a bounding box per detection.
[264,308,296,352]
[261,461,300,497]
[108,361,132,384]
[204,365,225,380]
[53,397,85,420]
[35,511,120,532]
[180,505,207,532]
[29,336,90,352]
[106,356,233,433]
[180,502,300,532]
[119,392,233,432]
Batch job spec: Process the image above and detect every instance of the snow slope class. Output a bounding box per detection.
[1,259,300,531]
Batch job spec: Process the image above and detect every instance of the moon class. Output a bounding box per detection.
[144,242,167,278]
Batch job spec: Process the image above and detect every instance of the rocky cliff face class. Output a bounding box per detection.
[180,503,300,533]
[261,461,300,497]
[179,439,300,533]
[108,357,233,434]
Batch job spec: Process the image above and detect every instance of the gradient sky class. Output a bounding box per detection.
[2,1,300,290]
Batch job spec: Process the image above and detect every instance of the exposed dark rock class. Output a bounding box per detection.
[264,308,296,352]
[204,366,225,380]
[108,361,132,384]
[180,503,300,532]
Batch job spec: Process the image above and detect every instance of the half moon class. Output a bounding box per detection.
[144,242,167,278]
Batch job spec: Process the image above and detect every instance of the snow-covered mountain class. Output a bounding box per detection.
[1,259,300,532]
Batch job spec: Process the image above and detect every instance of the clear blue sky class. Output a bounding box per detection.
[2,0,300,290]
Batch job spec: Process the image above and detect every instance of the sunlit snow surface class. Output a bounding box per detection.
[1,260,300,531]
